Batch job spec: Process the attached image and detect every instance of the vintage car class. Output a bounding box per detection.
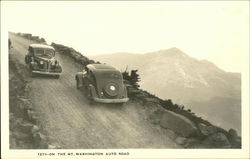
[25,44,62,78]
[75,64,129,104]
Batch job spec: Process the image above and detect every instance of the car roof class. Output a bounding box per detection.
[29,44,55,50]
[87,64,119,72]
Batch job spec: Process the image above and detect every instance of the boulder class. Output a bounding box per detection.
[18,97,32,110]
[18,121,33,134]
[33,132,48,148]
[160,110,198,137]
[175,136,187,145]
[142,97,160,105]
[27,110,39,123]
[228,128,241,148]
[202,132,231,148]
[79,57,89,65]
[198,123,216,136]
[9,136,17,148]
[12,131,30,140]
[228,128,238,138]
[148,109,164,125]
[183,138,200,148]
[48,143,61,149]
[31,125,40,134]
[73,54,81,61]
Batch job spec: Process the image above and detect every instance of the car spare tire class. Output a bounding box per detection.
[104,82,119,97]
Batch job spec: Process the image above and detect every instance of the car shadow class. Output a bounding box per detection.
[31,74,60,79]
[90,102,126,110]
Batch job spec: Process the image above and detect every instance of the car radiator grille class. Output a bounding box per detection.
[43,61,48,69]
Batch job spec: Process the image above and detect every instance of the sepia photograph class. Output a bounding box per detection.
[1,1,249,159]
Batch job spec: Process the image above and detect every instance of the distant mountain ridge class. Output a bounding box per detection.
[91,48,241,133]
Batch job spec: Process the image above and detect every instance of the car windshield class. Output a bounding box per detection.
[98,72,122,80]
[34,48,54,58]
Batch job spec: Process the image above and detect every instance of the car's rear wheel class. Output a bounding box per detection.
[30,72,35,77]
[55,75,60,79]
[25,56,28,64]
[76,78,80,89]
[117,103,125,106]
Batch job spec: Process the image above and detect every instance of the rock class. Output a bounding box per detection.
[33,132,48,148]
[24,84,31,92]
[18,97,32,110]
[27,110,39,123]
[175,136,187,145]
[79,57,89,65]
[143,98,160,105]
[48,144,58,149]
[202,132,231,148]
[184,138,200,148]
[10,117,23,130]
[18,121,33,134]
[165,129,178,140]
[73,54,81,61]
[148,109,164,125]
[228,128,238,138]
[31,125,40,134]
[198,123,216,136]
[9,113,15,121]
[48,143,61,149]
[228,129,241,148]
[9,137,17,148]
[160,110,198,137]
[12,131,30,140]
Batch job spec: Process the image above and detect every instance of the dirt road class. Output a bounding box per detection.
[9,34,180,148]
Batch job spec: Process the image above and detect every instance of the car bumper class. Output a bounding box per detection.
[32,70,61,76]
[93,97,129,103]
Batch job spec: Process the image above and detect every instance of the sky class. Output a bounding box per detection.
[1,1,249,72]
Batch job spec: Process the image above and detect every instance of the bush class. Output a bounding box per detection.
[122,70,140,89]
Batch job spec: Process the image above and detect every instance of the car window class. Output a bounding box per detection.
[45,49,55,57]
[101,72,122,79]
[34,48,54,58]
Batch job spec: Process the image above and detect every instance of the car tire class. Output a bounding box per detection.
[117,103,125,106]
[55,75,60,79]
[88,99,94,105]
[25,56,29,64]
[29,64,35,77]
[30,71,35,77]
[76,79,80,89]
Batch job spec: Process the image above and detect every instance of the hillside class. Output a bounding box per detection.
[91,48,241,133]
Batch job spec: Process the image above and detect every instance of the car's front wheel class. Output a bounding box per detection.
[55,75,60,79]
[28,64,35,77]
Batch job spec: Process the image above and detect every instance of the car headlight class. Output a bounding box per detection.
[100,91,104,96]
[110,85,116,91]
[40,61,44,64]
[104,83,119,97]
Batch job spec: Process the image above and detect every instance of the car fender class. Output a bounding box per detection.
[25,54,29,63]
[75,72,84,87]
[75,72,84,80]
[123,85,128,97]
[89,84,98,98]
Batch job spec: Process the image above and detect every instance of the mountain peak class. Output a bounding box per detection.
[149,47,189,59]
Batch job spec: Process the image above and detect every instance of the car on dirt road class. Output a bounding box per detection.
[25,44,62,78]
[75,64,129,104]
